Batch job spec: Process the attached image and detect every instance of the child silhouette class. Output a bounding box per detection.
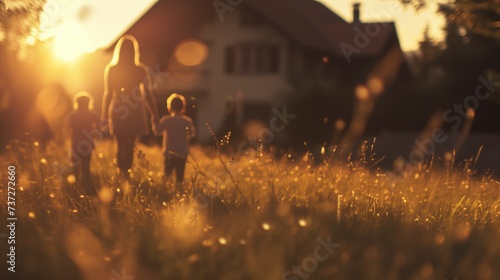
[153,93,195,191]
[67,92,100,190]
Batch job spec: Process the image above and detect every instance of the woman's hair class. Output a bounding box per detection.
[73,91,94,110]
[109,35,141,66]
[167,93,186,113]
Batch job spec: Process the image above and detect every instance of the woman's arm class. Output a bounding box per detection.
[151,119,163,136]
[140,64,160,122]
[101,65,113,131]
[188,119,196,139]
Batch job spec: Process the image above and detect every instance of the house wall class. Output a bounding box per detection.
[178,9,296,142]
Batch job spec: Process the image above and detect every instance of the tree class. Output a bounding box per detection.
[400,0,426,10]
[403,0,500,131]
[440,1,500,131]
[0,0,46,56]
[438,0,500,39]
[0,0,47,151]
[417,25,443,78]
[402,0,500,39]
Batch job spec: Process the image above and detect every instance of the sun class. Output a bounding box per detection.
[52,36,85,62]
[51,22,92,62]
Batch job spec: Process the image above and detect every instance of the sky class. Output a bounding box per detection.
[319,0,445,51]
[40,0,445,61]
[40,0,158,61]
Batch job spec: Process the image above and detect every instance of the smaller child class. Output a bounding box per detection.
[67,92,100,189]
[152,93,195,190]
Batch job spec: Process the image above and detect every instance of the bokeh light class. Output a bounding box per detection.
[467,108,475,119]
[67,175,76,185]
[262,223,271,231]
[367,76,384,96]
[335,119,346,131]
[98,187,114,204]
[355,85,370,101]
[243,120,267,140]
[174,39,208,66]
[35,85,72,131]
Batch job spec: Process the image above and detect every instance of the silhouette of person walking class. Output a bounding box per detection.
[101,35,159,179]
[67,92,100,190]
[152,93,195,191]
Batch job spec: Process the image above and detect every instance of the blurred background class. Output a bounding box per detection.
[0,0,499,172]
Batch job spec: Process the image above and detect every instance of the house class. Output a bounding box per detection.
[109,0,411,147]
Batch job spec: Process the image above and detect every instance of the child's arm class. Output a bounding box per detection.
[92,112,101,130]
[187,120,196,139]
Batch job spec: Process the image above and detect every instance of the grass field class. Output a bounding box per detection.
[0,138,499,280]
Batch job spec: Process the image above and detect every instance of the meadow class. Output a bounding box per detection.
[0,137,499,280]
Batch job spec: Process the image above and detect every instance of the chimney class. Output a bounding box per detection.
[353,3,361,23]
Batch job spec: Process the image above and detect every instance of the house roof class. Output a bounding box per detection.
[244,0,400,57]
[114,0,401,58]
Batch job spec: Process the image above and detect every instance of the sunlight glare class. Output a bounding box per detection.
[51,22,92,62]
[162,204,206,245]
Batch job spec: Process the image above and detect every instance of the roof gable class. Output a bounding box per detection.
[244,0,399,57]
[115,0,401,58]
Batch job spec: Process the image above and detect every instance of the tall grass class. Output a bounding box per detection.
[0,138,499,280]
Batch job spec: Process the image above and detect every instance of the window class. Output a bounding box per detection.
[255,46,265,72]
[241,45,251,72]
[225,44,280,74]
[225,47,235,73]
[269,46,279,72]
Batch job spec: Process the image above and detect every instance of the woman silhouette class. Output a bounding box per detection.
[101,35,159,179]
